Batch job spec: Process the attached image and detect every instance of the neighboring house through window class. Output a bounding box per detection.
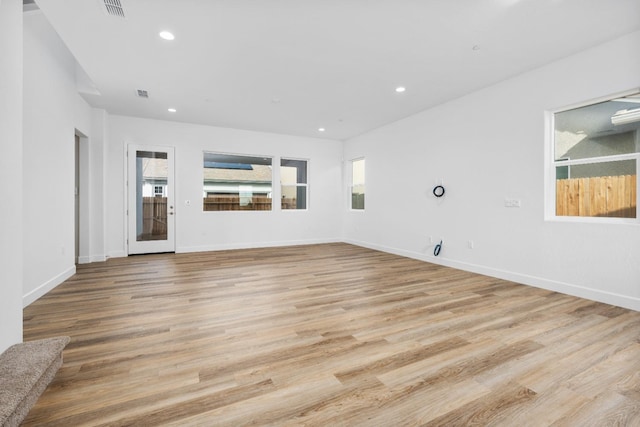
[137,156,168,198]
[549,91,639,221]
[203,152,273,211]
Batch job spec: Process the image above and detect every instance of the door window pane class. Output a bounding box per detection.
[136,151,168,241]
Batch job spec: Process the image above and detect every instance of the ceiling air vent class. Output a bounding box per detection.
[103,0,125,18]
[136,90,149,98]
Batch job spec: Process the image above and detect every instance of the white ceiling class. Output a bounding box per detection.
[33,0,640,140]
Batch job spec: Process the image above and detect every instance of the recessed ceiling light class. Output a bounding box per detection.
[395,87,406,93]
[159,31,175,41]
[168,108,177,113]
[318,128,326,132]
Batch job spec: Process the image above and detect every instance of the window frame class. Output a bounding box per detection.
[280,157,309,211]
[545,89,640,224]
[202,151,274,212]
[350,157,365,211]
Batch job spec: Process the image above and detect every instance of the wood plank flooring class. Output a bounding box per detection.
[22,243,640,426]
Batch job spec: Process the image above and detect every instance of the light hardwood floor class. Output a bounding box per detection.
[22,243,640,426]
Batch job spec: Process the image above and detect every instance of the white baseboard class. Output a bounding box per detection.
[23,265,76,307]
[26,239,640,312]
[177,237,342,254]
[344,238,640,312]
[77,254,107,264]
[107,250,127,259]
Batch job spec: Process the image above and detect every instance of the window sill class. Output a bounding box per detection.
[545,215,638,225]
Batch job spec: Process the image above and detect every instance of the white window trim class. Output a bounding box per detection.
[280,157,310,212]
[202,150,275,213]
[350,157,365,211]
[545,92,640,224]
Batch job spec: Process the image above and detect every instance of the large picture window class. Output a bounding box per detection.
[551,92,639,220]
[280,158,308,210]
[203,153,272,211]
[351,158,365,210]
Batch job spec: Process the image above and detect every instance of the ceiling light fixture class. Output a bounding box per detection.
[318,128,326,132]
[611,108,640,125]
[159,31,175,41]
[395,87,406,93]
[168,108,177,113]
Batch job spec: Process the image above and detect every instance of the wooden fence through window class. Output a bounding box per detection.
[202,197,301,210]
[142,197,167,238]
[556,175,636,218]
[144,197,298,215]
[203,196,273,211]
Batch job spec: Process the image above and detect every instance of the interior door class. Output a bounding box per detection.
[127,144,175,254]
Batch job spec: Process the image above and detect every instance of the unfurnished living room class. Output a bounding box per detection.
[1,0,640,425]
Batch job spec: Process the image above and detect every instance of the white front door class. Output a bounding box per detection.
[127,144,175,254]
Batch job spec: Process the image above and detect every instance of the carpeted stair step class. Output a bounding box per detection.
[0,337,70,427]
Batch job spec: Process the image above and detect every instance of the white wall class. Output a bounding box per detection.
[0,0,24,352]
[343,31,640,311]
[22,11,93,305]
[78,108,107,264]
[106,116,343,256]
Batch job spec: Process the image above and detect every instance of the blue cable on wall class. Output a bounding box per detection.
[434,240,443,256]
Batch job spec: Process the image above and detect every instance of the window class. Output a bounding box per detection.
[203,152,272,211]
[153,185,164,197]
[550,91,639,220]
[351,158,365,210]
[280,158,308,210]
